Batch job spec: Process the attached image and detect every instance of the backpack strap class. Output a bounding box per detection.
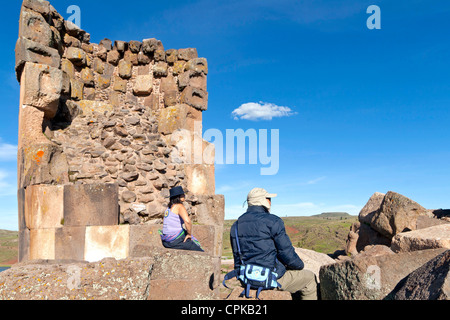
[256,287,263,300]
[234,221,245,265]
[222,269,239,289]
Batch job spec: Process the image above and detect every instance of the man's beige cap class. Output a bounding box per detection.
[247,188,277,207]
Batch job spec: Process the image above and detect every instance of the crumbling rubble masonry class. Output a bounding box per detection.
[15,0,224,289]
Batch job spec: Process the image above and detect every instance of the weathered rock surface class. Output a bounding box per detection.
[319,248,447,300]
[0,250,218,300]
[359,192,385,225]
[352,191,449,255]
[386,250,450,300]
[391,224,450,253]
[0,258,152,300]
[370,191,431,239]
[294,248,335,282]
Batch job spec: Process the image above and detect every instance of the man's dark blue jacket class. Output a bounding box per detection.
[230,205,304,279]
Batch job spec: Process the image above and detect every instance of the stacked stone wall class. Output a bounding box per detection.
[15,0,224,268]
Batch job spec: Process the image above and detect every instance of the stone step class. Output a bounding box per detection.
[0,251,219,300]
[22,224,219,263]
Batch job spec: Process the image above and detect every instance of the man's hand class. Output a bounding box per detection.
[184,234,192,243]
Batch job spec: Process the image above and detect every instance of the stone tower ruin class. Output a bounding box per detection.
[15,0,224,268]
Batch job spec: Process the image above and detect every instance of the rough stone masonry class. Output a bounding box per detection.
[15,0,225,294]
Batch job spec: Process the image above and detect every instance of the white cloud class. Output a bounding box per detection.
[306,176,326,185]
[232,102,297,121]
[0,143,17,162]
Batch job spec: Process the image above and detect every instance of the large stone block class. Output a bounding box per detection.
[77,100,114,116]
[191,225,216,256]
[319,248,447,300]
[180,86,208,111]
[178,48,198,61]
[391,224,450,253]
[142,38,164,54]
[370,191,431,239]
[129,225,164,257]
[133,74,153,96]
[0,258,153,300]
[18,228,30,263]
[195,195,225,227]
[25,185,64,230]
[386,250,450,300]
[20,62,63,119]
[184,164,215,196]
[22,0,51,17]
[356,223,391,252]
[15,37,61,81]
[178,70,207,91]
[159,104,202,135]
[65,47,87,67]
[18,188,26,232]
[359,192,385,225]
[19,7,53,48]
[147,251,217,300]
[55,226,86,261]
[194,195,225,257]
[84,225,130,262]
[63,183,119,227]
[18,143,69,189]
[158,104,188,135]
[118,60,133,79]
[184,58,208,75]
[29,228,55,260]
[129,224,217,257]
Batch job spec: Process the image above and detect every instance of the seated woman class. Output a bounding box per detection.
[160,186,204,252]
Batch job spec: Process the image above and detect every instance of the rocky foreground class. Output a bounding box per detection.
[0,249,219,300]
[1,191,449,300]
[226,191,450,300]
[319,191,450,300]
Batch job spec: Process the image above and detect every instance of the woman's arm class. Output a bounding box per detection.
[174,204,193,242]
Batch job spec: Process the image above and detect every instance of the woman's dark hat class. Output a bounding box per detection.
[169,186,185,198]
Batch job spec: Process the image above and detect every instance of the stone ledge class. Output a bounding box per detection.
[0,253,218,300]
[20,224,218,263]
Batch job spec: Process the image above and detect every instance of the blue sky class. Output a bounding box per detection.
[1,0,450,230]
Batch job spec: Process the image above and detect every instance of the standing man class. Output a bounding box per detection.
[230,188,318,300]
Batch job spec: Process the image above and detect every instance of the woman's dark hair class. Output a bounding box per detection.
[169,194,184,209]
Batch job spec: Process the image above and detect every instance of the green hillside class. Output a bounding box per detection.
[0,230,18,267]
[312,212,352,218]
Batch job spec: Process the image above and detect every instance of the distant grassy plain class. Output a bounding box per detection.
[222,213,358,259]
[0,230,18,267]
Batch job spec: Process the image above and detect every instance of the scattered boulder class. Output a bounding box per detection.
[391,224,450,253]
[359,192,385,225]
[294,248,335,282]
[319,248,447,300]
[386,250,450,300]
[356,223,392,252]
[370,191,431,239]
